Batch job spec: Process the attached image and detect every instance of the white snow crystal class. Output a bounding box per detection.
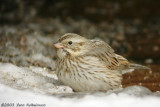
[0,63,73,94]
[0,84,160,107]
[119,86,152,96]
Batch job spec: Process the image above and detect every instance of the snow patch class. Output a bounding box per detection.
[0,84,160,107]
[0,63,73,94]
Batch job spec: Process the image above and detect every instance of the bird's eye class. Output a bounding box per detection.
[68,41,72,45]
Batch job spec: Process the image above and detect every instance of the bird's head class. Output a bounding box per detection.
[54,33,90,58]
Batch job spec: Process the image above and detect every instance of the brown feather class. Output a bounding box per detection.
[87,39,130,70]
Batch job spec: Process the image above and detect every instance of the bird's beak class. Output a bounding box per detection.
[54,42,63,49]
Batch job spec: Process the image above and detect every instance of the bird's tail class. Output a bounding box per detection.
[129,63,151,70]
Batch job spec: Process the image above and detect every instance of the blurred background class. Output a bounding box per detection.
[0,0,160,91]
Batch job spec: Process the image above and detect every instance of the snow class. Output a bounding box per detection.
[0,62,160,107]
[0,84,160,107]
[0,63,73,94]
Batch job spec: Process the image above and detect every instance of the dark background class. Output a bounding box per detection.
[1,0,160,61]
[1,0,160,23]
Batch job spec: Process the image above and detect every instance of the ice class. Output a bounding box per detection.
[0,63,73,94]
[119,86,152,96]
[0,84,160,107]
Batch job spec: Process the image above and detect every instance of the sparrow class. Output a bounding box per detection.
[54,33,150,92]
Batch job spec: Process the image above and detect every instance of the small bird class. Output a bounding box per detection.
[54,33,150,92]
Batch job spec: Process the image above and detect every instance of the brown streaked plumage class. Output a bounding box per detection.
[54,33,150,92]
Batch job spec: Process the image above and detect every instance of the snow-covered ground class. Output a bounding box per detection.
[0,62,160,107]
[1,84,160,107]
[0,63,73,94]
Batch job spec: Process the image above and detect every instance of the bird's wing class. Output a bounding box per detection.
[88,39,130,70]
[88,39,150,71]
[108,54,150,70]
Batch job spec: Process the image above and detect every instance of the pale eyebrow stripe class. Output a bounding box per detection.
[59,35,74,42]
